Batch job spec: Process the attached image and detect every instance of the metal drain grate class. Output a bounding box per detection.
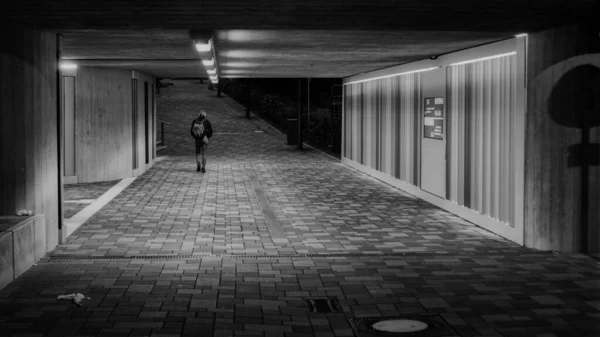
[45,250,547,261]
[303,298,342,313]
[349,314,458,337]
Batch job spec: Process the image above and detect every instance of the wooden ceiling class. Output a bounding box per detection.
[4,0,596,78]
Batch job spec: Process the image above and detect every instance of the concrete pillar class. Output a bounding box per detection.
[524,23,600,252]
[0,21,61,249]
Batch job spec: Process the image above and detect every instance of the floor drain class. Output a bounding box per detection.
[303,298,341,313]
[349,314,457,336]
[372,319,428,333]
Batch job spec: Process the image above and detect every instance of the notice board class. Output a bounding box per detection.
[424,97,444,140]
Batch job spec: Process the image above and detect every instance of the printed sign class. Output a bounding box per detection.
[424,97,444,140]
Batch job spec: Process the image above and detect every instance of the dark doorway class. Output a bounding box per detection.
[144,81,149,165]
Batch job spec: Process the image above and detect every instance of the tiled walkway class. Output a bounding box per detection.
[1,80,599,337]
[63,180,122,219]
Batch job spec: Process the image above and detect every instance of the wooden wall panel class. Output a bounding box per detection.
[76,67,132,182]
[525,24,600,252]
[0,23,59,250]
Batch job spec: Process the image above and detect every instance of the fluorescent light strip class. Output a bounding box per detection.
[202,59,214,67]
[448,51,516,66]
[344,66,440,85]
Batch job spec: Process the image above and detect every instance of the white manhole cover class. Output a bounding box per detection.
[371,319,429,333]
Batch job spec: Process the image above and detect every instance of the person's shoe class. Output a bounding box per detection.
[201,167,206,173]
[196,165,201,172]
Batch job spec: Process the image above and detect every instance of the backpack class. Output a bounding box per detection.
[192,120,205,139]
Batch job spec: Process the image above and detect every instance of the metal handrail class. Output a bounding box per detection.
[157,118,172,125]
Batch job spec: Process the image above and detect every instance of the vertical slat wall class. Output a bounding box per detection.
[447,54,518,226]
[343,53,522,231]
[343,74,421,185]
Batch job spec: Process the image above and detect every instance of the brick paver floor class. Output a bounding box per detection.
[63,180,122,219]
[1,80,599,337]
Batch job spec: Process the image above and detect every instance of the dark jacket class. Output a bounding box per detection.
[190,117,213,139]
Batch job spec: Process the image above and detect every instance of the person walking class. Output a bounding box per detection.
[190,110,213,172]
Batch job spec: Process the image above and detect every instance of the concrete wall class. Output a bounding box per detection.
[0,22,60,251]
[525,24,600,252]
[342,37,527,245]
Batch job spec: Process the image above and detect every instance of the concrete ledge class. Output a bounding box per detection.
[0,214,46,290]
[0,231,14,290]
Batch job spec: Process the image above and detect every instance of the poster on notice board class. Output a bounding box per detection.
[424,97,444,140]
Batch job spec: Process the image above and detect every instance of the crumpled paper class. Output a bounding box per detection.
[57,293,91,307]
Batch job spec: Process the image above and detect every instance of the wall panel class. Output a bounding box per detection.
[63,77,76,177]
[76,67,133,182]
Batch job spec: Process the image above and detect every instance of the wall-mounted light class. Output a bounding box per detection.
[202,59,215,67]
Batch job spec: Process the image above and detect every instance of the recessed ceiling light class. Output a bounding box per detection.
[195,41,211,52]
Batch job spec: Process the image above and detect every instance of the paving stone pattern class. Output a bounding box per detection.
[63,180,122,219]
[1,80,599,337]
